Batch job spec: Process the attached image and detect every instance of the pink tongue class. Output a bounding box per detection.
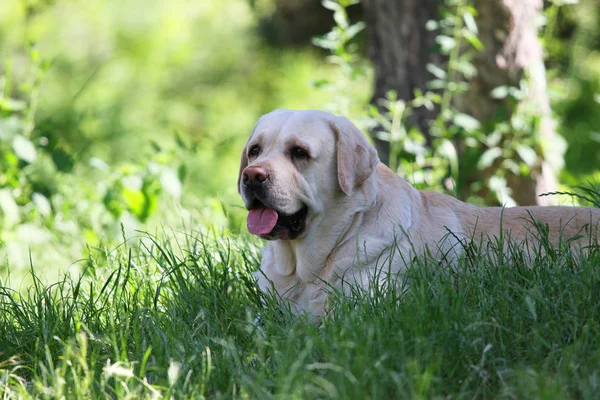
[247,208,279,235]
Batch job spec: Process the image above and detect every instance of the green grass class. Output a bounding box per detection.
[1,227,599,399]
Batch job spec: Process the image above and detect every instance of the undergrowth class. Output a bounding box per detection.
[1,224,599,399]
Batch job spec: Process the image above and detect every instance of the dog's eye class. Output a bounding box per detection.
[291,147,309,159]
[248,145,260,158]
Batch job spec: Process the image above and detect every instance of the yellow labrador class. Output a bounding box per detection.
[238,109,600,315]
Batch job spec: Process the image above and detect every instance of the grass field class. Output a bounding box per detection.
[1,223,599,399]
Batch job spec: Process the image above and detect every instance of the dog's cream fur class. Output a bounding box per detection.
[239,109,600,315]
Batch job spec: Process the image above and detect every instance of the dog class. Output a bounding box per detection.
[238,109,600,315]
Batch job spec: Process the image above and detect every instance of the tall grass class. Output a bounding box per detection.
[1,219,599,399]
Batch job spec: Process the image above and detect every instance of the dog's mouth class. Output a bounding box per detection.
[246,199,309,240]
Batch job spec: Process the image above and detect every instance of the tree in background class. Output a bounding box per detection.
[255,0,597,206]
[362,0,564,205]
[362,0,441,164]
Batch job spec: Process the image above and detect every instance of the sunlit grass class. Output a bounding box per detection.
[1,224,599,398]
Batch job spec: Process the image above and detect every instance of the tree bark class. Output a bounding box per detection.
[362,0,443,164]
[465,0,561,205]
[256,0,363,47]
[362,0,561,205]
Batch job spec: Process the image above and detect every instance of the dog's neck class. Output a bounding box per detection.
[268,165,418,284]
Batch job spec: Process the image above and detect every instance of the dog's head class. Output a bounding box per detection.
[238,109,379,240]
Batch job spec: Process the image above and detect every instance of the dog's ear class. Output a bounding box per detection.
[329,116,379,196]
[237,143,248,194]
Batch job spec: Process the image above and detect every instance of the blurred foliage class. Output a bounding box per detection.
[0,0,367,277]
[0,0,340,187]
[311,0,370,116]
[0,0,599,278]
[544,0,600,181]
[0,45,191,275]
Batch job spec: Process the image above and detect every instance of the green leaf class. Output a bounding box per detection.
[489,176,517,207]
[175,132,187,150]
[311,79,332,89]
[490,86,509,99]
[426,79,446,90]
[140,176,162,222]
[178,164,187,182]
[150,140,162,153]
[453,113,481,132]
[515,145,538,167]
[345,22,365,40]
[436,35,456,53]
[322,0,342,11]
[311,36,336,50]
[463,31,484,51]
[32,192,52,216]
[122,188,146,220]
[454,59,477,79]
[90,157,109,172]
[4,151,18,167]
[426,63,447,79]
[0,97,26,112]
[478,147,502,170]
[12,135,37,163]
[437,139,459,182]
[51,148,75,172]
[103,184,125,218]
[0,188,20,226]
[333,10,349,29]
[425,20,439,31]
[503,158,521,175]
[0,116,25,141]
[160,168,182,200]
[463,12,478,34]
[367,104,379,118]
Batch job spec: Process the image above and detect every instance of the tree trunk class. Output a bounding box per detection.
[464,0,561,205]
[362,0,443,164]
[362,0,561,205]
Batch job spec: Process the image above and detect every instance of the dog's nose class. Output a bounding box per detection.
[243,166,269,187]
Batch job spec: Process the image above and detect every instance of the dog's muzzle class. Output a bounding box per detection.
[245,198,308,240]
